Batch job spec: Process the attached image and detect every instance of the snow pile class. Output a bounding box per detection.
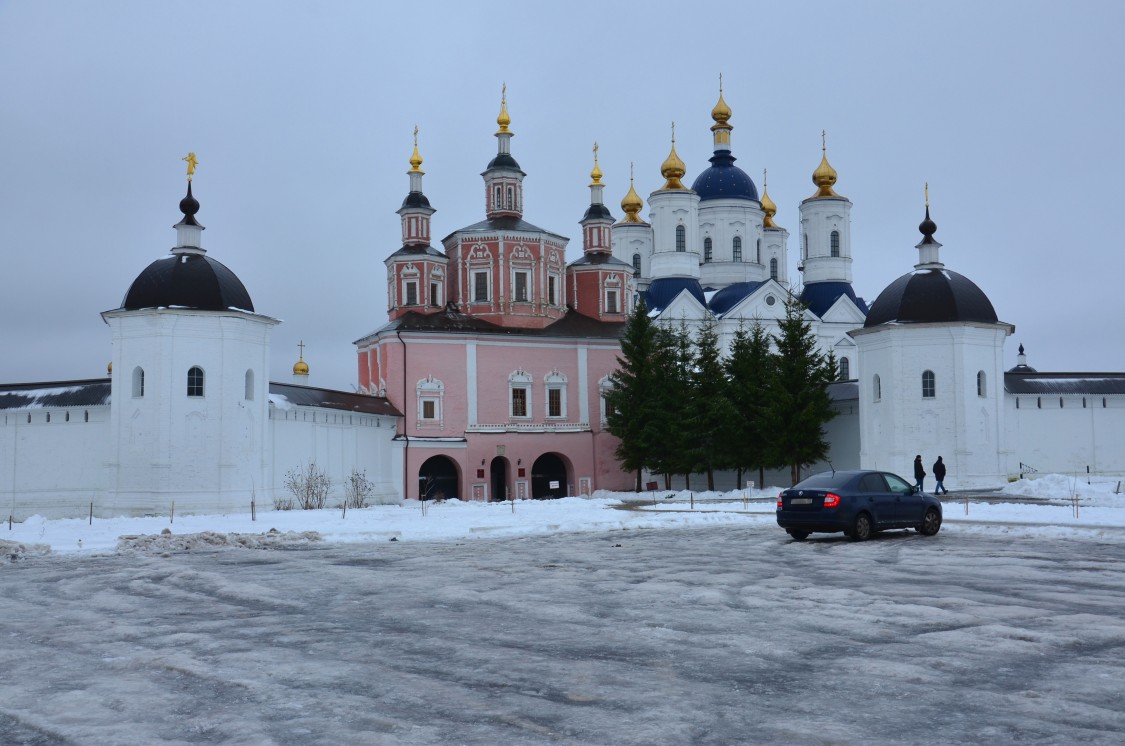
[115,528,323,555]
[0,539,52,562]
[1000,473,1124,505]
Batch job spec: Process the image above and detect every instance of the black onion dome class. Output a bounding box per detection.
[918,205,937,243]
[863,269,997,327]
[690,151,759,201]
[400,191,432,209]
[177,182,201,226]
[120,254,254,312]
[486,152,523,171]
[582,203,613,221]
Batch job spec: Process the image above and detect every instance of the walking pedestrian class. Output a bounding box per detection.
[933,456,948,494]
[913,454,926,492]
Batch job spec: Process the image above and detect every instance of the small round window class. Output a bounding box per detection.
[765,295,776,306]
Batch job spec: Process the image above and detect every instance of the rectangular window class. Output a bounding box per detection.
[405,281,418,306]
[422,400,436,419]
[473,272,489,302]
[430,282,440,307]
[511,388,528,418]
[548,388,562,417]
[514,271,529,302]
[548,276,557,306]
[606,290,618,314]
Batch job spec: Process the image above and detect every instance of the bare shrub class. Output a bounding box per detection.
[284,461,332,510]
[272,493,295,511]
[342,469,374,509]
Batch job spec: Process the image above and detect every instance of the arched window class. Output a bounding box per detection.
[187,366,205,397]
[675,224,686,252]
[494,186,501,209]
[977,370,987,398]
[632,253,641,273]
[245,369,255,400]
[873,374,881,401]
[506,186,514,209]
[769,257,778,280]
[802,234,808,259]
[132,366,144,398]
[922,370,935,398]
[703,237,713,263]
[839,357,850,381]
[756,238,761,263]
[732,236,742,262]
[830,230,840,257]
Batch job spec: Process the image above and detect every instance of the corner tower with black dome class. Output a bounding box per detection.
[851,191,1014,487]
[568,144,633,321]
[101,159,279,514]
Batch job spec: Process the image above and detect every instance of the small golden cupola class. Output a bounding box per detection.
[293,340,309,376]
[496,83,511,134]
[811,129,844,199]
[710,73,733,150]
[761,169,780,228]
[660,121,687,190]
[620,162,645,223]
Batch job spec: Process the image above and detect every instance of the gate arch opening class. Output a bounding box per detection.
[490,456,510,502]
[531,453,570,499]
[418,455,459,501]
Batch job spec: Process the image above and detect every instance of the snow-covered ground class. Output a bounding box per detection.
[3,474,1124,745]
[3,474,1124,557]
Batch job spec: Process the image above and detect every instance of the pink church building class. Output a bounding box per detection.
[354,96,635,501]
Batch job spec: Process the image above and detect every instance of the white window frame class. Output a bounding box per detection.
[416,376,444,427]
[509,370,532,419]
[545,371,567,419]
[513,269,530,303]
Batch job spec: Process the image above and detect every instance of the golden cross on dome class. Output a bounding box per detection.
[182,152,198,181]
[630,161,635,183]
[821,129,826,152]
[763,168,768,187]
[297,339,305,359]
[925,182,930,207]
[671,121,676,145]
[413,125,419,146]
[593,141,599,159]
[719,72,723,94]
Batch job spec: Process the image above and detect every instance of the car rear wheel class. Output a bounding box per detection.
[850,513,872,542]
[919,508,942,536]
[786,530,809,541]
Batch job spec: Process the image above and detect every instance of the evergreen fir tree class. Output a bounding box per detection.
[725,319,777,488]
[768,297,839,485]
[605,298,661,491]
[691,314,733,490]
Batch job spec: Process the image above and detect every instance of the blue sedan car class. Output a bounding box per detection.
[777,469,943,541]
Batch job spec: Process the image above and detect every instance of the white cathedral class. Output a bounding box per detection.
[2,89,1123,520]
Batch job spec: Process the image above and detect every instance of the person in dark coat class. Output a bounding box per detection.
[913,455,926,492]
[933,456,948,494]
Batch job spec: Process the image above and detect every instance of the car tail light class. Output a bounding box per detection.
[777,492,784,508]
[823,493,841,508]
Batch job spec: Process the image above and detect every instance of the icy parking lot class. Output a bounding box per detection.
[3,523,1125,745]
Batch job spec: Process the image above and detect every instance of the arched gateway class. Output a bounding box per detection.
[418,455,458,501]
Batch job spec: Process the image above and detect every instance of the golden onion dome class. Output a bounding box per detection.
[408,126,423,172]
[590,142,603,185]
[711,89,732,125]
[660,123,687,189]
[107,361,112,375]
[811,130,842,198]
[761,180,778,229]
[621,182,644,222]
[293,357,309,376]
[496,84,511,133]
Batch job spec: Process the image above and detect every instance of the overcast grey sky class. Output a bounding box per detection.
[2,0,1122,391]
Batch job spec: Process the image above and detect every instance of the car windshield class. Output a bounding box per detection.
[792,472,852,490]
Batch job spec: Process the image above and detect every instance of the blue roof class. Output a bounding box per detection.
[644,277,706,313]
[691,151,759,202]
[707,281,766,316]
[799,281,869,318]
